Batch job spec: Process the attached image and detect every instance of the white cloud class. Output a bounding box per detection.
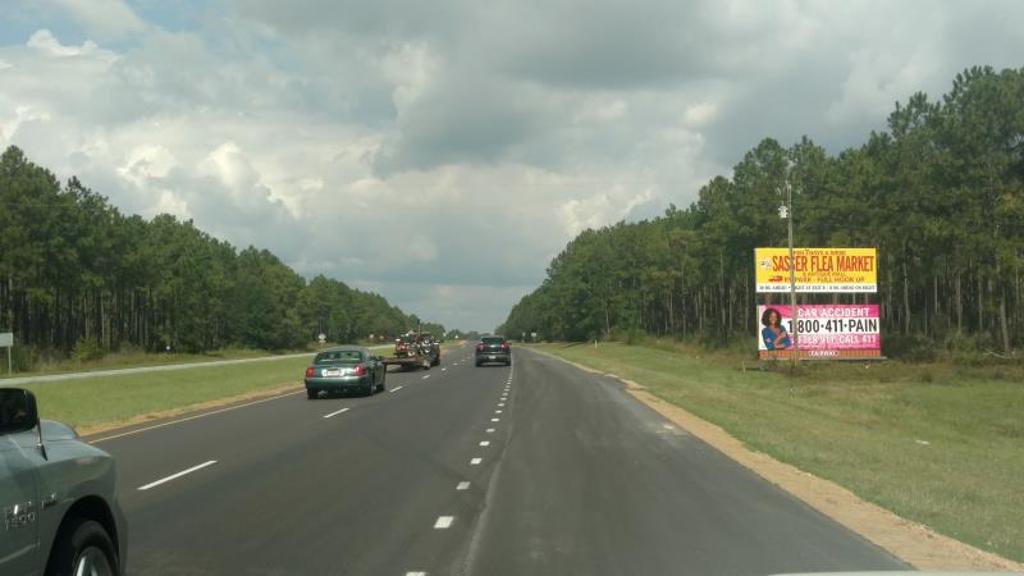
[684,102,718,127]
[27,29,103,57]
[3,1,1024,330]
[154,189,191,219]
[117,143,177,186]
[45,0,146,39]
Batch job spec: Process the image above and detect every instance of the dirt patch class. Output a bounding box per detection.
[541,351,1024,572]
[77,382,303,438]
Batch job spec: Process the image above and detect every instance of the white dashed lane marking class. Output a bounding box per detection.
[486,428,495,433]
[457,481,470,491]
[495,410,503,414]
[479,441,490,447]
[470,458,482,465]
[434,516,454,529]
[322,407,350,419]
[390,385,404,393]
[138,460,218,491]
[491,418,500,422]
[422,375,431,380]
[407,571,427,576]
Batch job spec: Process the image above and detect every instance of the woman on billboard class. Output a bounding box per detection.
[761,307,792,350]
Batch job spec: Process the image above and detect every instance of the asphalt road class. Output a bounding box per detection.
[90,345,906,575]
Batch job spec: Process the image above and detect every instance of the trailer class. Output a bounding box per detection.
[382,332,440,371]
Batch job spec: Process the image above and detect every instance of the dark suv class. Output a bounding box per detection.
[475,336,511,366]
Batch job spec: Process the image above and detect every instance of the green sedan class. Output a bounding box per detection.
[304,345,387,399]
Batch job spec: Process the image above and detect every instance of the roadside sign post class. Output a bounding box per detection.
[0,332,13,374]
[784,177,799,370]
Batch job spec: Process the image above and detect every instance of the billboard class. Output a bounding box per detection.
[757,304,881,360]
[755,248,877,293]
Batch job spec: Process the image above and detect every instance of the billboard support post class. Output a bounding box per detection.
[784,176,798,370]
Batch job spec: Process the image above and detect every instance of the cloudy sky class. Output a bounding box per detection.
[2,1,1021,331]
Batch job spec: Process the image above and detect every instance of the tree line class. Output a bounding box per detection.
[0,146,444,363]
[502,66,1024,354]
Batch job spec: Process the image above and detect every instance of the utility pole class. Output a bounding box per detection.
[780,168,799,370]
[785,176,799,369]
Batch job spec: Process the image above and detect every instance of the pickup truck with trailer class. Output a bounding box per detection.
[382,331,441,370]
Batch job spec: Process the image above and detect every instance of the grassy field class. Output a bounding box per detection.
[25,356,314,432]
[0,342,413,380]
[1,346,310,379]
[533,341,1024,563]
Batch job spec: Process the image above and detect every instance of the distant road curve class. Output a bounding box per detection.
[2,345,393,386]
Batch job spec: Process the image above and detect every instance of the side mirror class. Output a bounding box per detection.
[0,388,40,436]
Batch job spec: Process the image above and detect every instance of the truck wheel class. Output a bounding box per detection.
[46,517,119,576]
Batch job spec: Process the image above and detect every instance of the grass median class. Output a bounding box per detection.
[25,342,459,434]
[532,341,1024,563]
[25,355,314,434]
[2,347,314,379]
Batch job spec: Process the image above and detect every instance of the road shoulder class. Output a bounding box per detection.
[80,382,302,440]
[532,347,1024,572]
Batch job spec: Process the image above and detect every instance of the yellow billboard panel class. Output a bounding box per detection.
[755,248,877,293]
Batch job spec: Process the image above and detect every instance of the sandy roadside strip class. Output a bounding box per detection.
[533,348,1023,572]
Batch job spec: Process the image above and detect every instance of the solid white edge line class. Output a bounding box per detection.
[138,460,218,491]
[390,385,404,393]
[90,390,304,444]
[470,457,482,465]
[322,407,350,419]
[457,481,470,490]
[434,516,455,529]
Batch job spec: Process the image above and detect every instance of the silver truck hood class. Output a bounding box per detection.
[40,419,79,441]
